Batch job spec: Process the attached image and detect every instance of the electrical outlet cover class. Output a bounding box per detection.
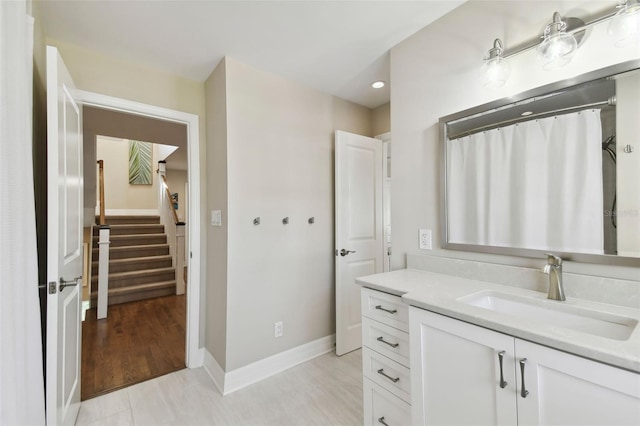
[274,321,283,338]
[419,229,432,250]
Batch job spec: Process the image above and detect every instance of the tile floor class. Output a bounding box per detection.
[76,349,363,426]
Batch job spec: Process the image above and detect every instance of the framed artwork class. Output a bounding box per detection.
[128,140,152,185]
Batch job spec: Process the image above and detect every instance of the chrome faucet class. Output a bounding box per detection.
[543,253,565,301]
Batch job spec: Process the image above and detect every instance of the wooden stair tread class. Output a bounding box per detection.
[92,254,173,267]
[93,233,167,240]
[92,224,165,235]
[92,243,170,252]
[96,215,161,225]
[91,280,176,296]
[91,266,175,281]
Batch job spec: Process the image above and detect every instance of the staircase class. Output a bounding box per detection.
[91,215,176,306]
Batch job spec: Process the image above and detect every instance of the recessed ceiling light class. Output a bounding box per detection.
[371,81,385,89]
[521,111,533,116]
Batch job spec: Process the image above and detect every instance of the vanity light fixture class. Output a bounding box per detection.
[608,0,640,47]
[482,38,511,88]
[371,81,385,89]
[482,4,633,87]
[537,12,579,70]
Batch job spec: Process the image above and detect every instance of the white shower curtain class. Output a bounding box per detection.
[0,1,46,424]
[447,109,604,254]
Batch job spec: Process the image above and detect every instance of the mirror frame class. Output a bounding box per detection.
[439,59,640,267]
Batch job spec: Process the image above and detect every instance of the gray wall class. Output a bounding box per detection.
[390,1,640,280]
[205,57,374,371]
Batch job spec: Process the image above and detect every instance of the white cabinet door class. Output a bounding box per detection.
[515,339,640,426]
[410,308,518,426]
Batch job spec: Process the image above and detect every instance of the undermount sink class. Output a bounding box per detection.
[458,291,638,341]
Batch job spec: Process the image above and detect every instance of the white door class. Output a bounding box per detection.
[46,45,83,426]
[335,130,383,356]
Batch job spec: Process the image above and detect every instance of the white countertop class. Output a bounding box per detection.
[356,269,640,373]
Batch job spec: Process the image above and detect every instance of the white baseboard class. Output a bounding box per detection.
[94,208,160,216]
[188,347,205,369]
[225,334,335,395]
[202,350,225,395]
[202,334,336,396]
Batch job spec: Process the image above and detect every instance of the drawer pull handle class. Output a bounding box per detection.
[376,336,399,348]
[375,305,397,314]
[377,368,400,383]
[378,416,390,426]
[498,350,507,389]
[519,358,529,398]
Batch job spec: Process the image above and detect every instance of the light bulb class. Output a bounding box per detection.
[538,12,578,70]
[482,39,510,88]
[608,0,640,47]
[482,56,511,88]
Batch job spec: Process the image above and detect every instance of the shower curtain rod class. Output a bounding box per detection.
[448,100,614,140]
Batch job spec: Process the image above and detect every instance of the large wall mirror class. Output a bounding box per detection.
[440,60,640,266]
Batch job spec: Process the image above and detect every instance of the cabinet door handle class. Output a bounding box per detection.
[519,358,529,398]
[375,305,397,314]
[498,351,508,389]
[377,368,400,383]
[376,336,399,348]
[378,416,390,426]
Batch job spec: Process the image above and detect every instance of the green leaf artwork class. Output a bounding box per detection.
[128,140,152,185]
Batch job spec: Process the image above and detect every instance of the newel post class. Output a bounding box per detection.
[97,225,111,319]
[176,222,186,295]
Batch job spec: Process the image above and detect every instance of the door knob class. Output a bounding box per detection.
[339,249,356,256]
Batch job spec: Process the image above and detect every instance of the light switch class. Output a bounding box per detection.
[211,210,222,226]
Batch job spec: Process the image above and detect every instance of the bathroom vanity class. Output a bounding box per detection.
[357,269,640,426]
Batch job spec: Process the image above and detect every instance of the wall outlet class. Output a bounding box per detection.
[211,210,222,226]
[419,229,432,250]
[274,321,283,338]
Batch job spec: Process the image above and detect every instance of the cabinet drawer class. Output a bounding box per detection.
[363,347,411,403]
[363,317,410,367]
[364,378,412,426]
[361,288,409,332]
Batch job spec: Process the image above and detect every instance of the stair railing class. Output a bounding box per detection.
[157,161,186,295]
[96,160,110,319]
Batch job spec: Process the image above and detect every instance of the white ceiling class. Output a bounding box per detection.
[38,0,465,108]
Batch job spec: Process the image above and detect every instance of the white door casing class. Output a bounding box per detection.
[76,90,202,368]
[46,46,83,426]
[335,130,383,356]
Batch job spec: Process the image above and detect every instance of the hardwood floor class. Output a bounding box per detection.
[81,294,186,400]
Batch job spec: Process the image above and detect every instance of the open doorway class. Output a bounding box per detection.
[79,102,200,399]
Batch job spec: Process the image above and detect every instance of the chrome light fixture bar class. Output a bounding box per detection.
[482,3,640,86]
[497,4,634,61]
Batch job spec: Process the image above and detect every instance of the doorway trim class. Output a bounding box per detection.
[77,89,203,368]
